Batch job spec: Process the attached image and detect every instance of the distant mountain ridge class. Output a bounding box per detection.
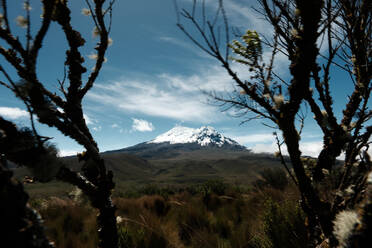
[107,126,247,159]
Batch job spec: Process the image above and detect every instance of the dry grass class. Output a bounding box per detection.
[31,179,306,248]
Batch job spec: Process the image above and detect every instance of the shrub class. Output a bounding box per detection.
[142,195,170,217]
[254,168,288,191]
[212,217,232,239]
[177,204,210,245]
[117,221,168,247]
[30,181,306,247]
[38,197,98,248]
[202,179,227,195]
[137,184,175,198]
[263,198,308,248]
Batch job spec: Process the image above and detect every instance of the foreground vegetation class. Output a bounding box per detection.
[29,170,309,248]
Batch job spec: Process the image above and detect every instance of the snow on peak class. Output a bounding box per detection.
[148,126,240,147]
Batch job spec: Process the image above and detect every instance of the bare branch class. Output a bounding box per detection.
[274,131,298,185]
[0,0,11,32]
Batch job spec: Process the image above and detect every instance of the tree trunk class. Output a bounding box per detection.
[282,123,336,244]
[57,159,118,248]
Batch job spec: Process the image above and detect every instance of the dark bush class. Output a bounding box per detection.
[202,179,227,195]
[213,217,231,239]
[254,168,289,191]
[264,198,308,248]
[177,205,210,245]
[142,196,170,217]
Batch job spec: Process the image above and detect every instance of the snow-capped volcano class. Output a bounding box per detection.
[106,126,247,159]
[148,126,241,147]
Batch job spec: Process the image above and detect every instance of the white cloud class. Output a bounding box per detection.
[87,55,289,123]
[249,140,324,158]
[302,132,323,139]
[0,107,28,119]
[232,133,274,144]
[300,141,324,157]
[249,140,372,160]
[159,64,237,93]
[180,0,273,36]
[58,150,80,157]
[159,36,178,43]
[111,123,119,128]
[178,0,290,75]
[87,76,222,123]
[224,1,273,35]
[87,1,291,125]
[83,113,102,132]
[158,36,211,59]
[131,118,154,132]
[92,126,102,132]
[159,36,200,52]
[249,142,278,154]
[83,114,93,125]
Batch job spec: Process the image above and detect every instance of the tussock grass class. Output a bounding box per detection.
[31,177,307,248]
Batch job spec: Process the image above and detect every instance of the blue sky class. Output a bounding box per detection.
[0,0,359,157]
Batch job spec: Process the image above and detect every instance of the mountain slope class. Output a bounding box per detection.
[109,126,247,159]
[149,126,241,147]
[62,153,155,182]
[19,126,288,197]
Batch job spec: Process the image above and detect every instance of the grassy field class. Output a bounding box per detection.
[27,168,308,248]
[15,150,310,247]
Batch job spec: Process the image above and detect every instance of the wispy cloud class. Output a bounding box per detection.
[232,133,274,144]
[180,0,272,35]
[88,1,291,125]
[159,63,244,93]
[224,1,273,35]
[92,126,102,132]
[111,123,119,128]
[87,54,289,124]
[158,36,191,51]
[249,141,324,158]
[58,150,80,157]
[132,118,154,132]
[178,0,290,75]
[248,138,372,159]
[0,107,28,119]
[87,76,222,123]
[83,113,102,132]
[158,36,211,59]
[83,114,94,125]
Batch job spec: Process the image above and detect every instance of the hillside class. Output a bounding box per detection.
[17,126,288,197]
